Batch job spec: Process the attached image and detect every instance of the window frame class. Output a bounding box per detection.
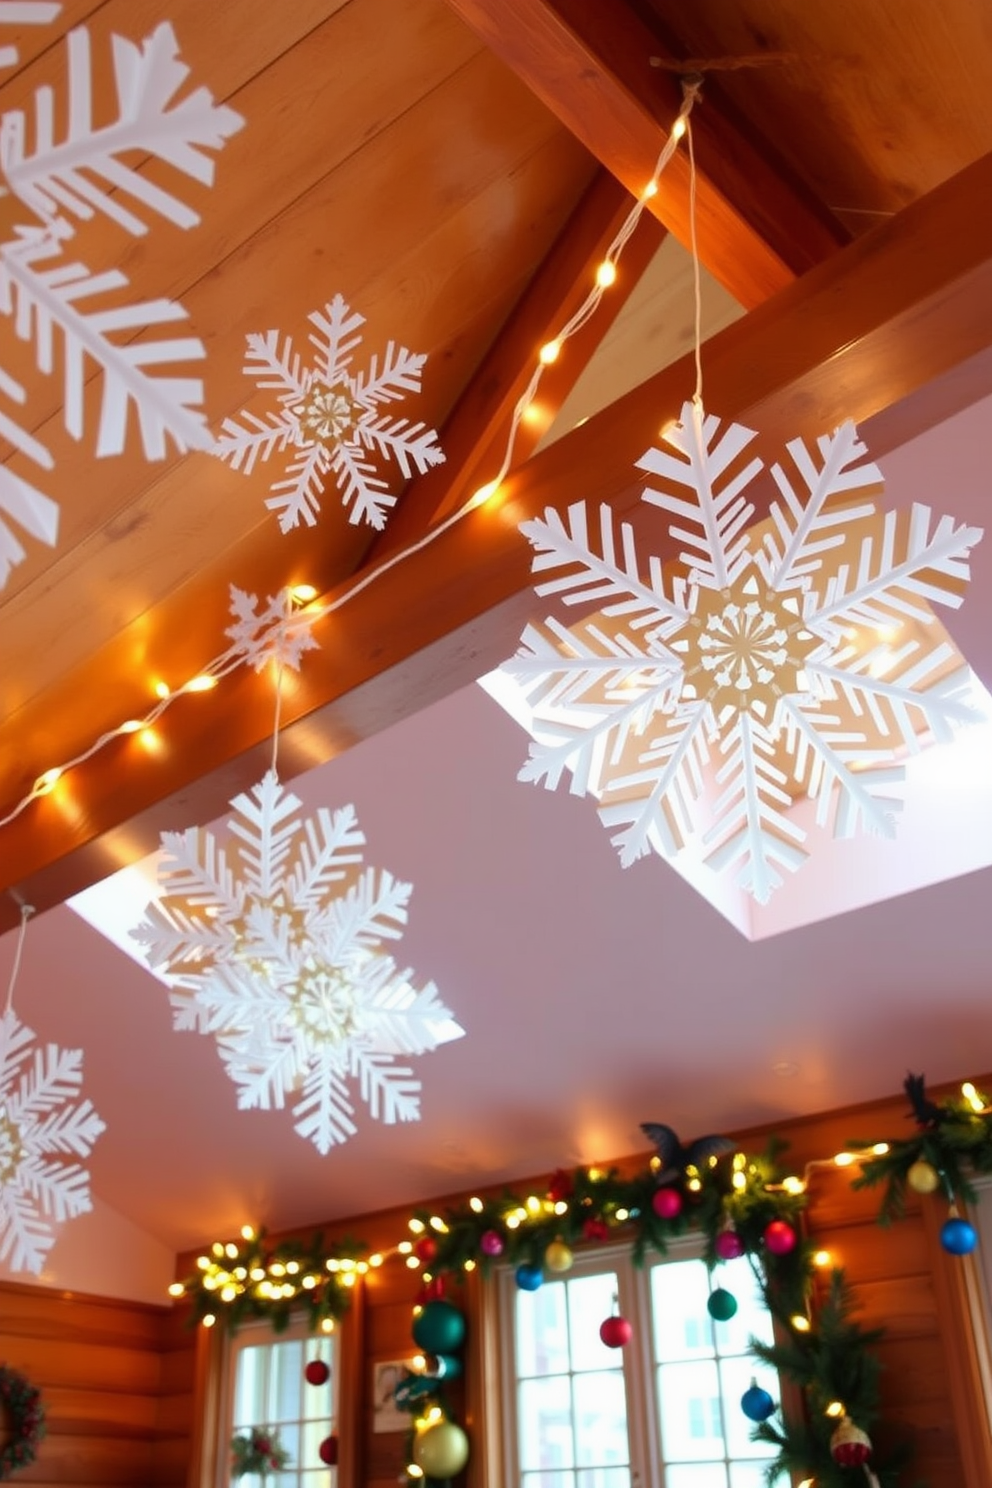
[493,1236,783,1488]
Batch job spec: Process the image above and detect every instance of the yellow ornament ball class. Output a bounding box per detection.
[545,1240,574,1273]
[907,1159,940,1195]
[413,1420,470,1479]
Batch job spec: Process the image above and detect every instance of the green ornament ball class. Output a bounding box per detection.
[413,1420,470,1478]
[706,1287,738,1322]
[411,1300,466,1355]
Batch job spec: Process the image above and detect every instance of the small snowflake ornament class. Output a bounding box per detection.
[132,771,455,1152]
[499,401,984,902]
[0,1009,105,1274]
[0,15,243,589]
[225,585,320,673]
[215,294,446,532]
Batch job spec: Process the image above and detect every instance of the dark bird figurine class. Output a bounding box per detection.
[904,1072,944,1129]
[641,1121,736,1185]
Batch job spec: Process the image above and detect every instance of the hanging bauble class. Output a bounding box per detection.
[830,1416,872,1468]
[480,1229,504,1257]
[545,1240,574,1273]
[319,1435,339,1467]
[941,1216,978,1255]
[714,1229,744,1261]
[548,1169,574,1203]
[763,1219,797,1256]
[740,1383,775,1423]
[304,1358,330,1386]
[420,1352,462,1381]
[415,1236,438,1264]
[706,1287,738,1322]
[906,1158,941,1194]
[652,1188,683,1220]
[413,1420,470,1478]
[515,1263,543,1292]
[582,1217,610,1242]
[394,1374,438,1410]
[599,1314,633,1349]
[411,1300,466,1354]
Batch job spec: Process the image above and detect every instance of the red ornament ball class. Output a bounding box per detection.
[415,1236,438,1263]
[582,1217,610,1242]
[599,1314,633,1349]
[652,1188,683,1220]
[319,1435,339,1467]
[830,1417,872,1468]
[304,1358,330,1387]
[763,1219,797,1256]
[715,1229,745,1261]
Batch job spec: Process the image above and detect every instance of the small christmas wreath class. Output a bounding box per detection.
[0,1365,45,1480]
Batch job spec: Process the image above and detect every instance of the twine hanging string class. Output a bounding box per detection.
[3,902,33,1023]
[0,80,707,835]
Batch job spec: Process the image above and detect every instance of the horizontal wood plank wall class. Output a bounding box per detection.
[0,1278,173,1487]
[171,1079,992,1488]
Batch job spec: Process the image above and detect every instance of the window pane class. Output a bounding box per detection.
[729,1463,785,1488]
[576,1469,632,1488]
[665,1465,729,1488]
[519,1375,575,1470]
[652,1260,715,1361]
[518,1281,571,1378]
[567,1273,622,1372]
[522,1473,573,1488]
[658,1359,724,1462]
[573,1371,628,1467]
[269,1340,305,1422]
[711,1270,775,1357]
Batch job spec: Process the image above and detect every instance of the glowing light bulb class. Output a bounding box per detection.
[642,179,658,200]
[408,1217,425,1233]
[871,1142,890,1155]
[321,1318,335,1333]
[825,1401,845,1418]
[369,1253,384,1267]
[539,339,561,365]
[791,1315,811,1333]
[963,1082,985,1112]
[406,1256,421,1269]
[732,1171,747,1191]
[469,1197,484,1214]
[672,116,687,141]
[813,1250,833,1268]
[782,1177,806,1195]
[464,1258,476,1272]
[596,260,617,288]
[168,1282,185,1297]
[35,767,62,795]
[241,1225,255,1241]
[398,1242,413,1256]
[119,718,144,734]
[408,1466,424,1479]
[290,583,318,603]
[154,680,171,699]
[833,1152,856,1168]
[202,1314,216,1328]
[184,674,217,693]
[429,1216,449,1233]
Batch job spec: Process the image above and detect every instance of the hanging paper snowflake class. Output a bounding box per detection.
[0,15,243,589]
[214,294,446,532]
[225,585,321,673]
[131,771,455,1152]
[0,1009,105,1274]
[499,402,984,902]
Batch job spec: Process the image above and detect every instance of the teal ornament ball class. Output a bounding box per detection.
[707,1287,738,1322]
[740,1384,775,1422]
[515,1263,543,1291]
[411,1299,466,1354]
[941,1216,978,1255]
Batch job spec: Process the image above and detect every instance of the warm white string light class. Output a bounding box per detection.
[0,84,702,842]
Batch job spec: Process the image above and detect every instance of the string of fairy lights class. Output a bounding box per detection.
[0,81,703,838]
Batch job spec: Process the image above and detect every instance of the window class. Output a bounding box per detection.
[221,1317,338,1487]
[498,1243,785,1488]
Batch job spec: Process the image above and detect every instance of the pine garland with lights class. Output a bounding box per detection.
[0,1365,45,1481]
[174,1226,370,1332]
[853,1072,992,1221]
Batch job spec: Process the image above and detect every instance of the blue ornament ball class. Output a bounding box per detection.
[740,1384,775,1423]
[515,1263,543,1291]
[941,1216,978,1255]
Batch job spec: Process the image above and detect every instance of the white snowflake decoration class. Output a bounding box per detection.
[215,294,446,532]
[0,1009,105,1274]
[225,584,320,673]
[0,14,243,588]
[132,771,455,1152]
[500,402,984,903]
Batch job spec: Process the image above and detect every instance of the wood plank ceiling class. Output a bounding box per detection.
[1,0,992,927]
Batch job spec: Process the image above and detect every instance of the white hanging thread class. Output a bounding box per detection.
[0,84,704,834]
[3,902,33,1023]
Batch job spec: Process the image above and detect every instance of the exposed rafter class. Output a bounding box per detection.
[2,150,992,927]
[443,0,848,307]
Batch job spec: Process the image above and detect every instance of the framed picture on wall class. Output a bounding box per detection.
[372,1358,412,1433]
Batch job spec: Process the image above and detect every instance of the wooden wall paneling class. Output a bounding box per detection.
[920,1195,992,1488]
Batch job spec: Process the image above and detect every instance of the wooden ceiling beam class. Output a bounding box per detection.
[378,167,667,553]
[443,0,848,308]
[2,150,992,929]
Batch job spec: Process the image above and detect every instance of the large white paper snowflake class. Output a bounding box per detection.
[214,294,445,532]
[0,13,243,589]
[499,402,984,902]
[0,1009,105,1274]
[132,771,455,1152]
